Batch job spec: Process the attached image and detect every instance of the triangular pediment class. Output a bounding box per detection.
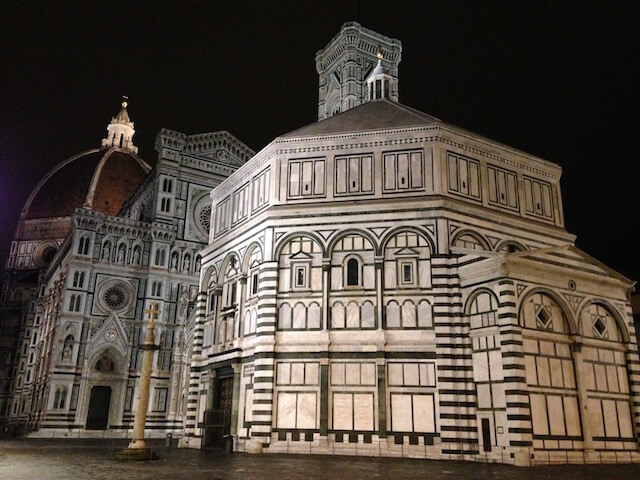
[516,244,633,285]
[289,250,313,260]
[394,247,419,257]
[88,312,129,359]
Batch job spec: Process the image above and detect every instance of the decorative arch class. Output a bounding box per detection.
[218,252,241,283]
[200,264,218,292]
[88,347,125,374]
[518,288,576,335]
[274,231,326,258]
[380,226,436,253]
[496,240,527,253]
[241,241,264,274]
[451,229,491,251]
[464,287,499,315]
[465,287,499,329]
[576,299,630,343]
[327,228,379,257]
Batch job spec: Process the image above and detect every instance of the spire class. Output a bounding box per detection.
[101,96,138,153]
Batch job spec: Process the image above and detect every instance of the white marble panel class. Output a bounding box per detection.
[291,363,305,385]
[588,398,605,437]
[525,355,537,385]
[331,266,342,290]
[363,265,375,289]
[491,383,506,408]
[530,393,549,435]
[293,303,306,329]
[276,393,297,428]
[413,395,435,433]
[384,262,397,289]
[332,303,345,328]
[388,363,403,386]
[244,387,253,423]
[417,301,431,328]
[386,302,400,328]
[536,357,550,386]
[391,394,412,431]
[353,394,374,431]
[540,341,554,356]
[617,400,633,438]
[602,399,619,437]
[333,393,353,430]
[311,266,322,291]
[361,362,376,385]
[563,396,581,437]
[346,302,359,328]
[599,349,614,363]
[361,302,375,328]
[402,301,416,328]
[331,363,345,385]
[617,366,629,393]
[345,363,360,385]
[549,358,564,387]
[547,395,565,436]
[297,393,317,429]
[404,363,419,386]
[277,363,291,385]
[562,359,575,389]
[606,365,619,392]
[305,363,319,385]
[418,260,431,288]
[488,350,503,380]
[594,364,607,391]
[473,352,489,382]
[477,384,491,409]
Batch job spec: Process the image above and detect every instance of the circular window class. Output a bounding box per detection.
[199,204,211,233]
[103,285,127,310]
[33,241,59,268]
[192,194,212,238]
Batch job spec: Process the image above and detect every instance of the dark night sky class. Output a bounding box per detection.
[1,2,638,283]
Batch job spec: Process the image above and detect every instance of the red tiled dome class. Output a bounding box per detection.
[24,147,150,220]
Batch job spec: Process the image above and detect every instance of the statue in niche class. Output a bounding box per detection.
[61,335,73,362]
[171,252,179,270]
[117,245,126,263]
[178,284,190,319]
[194,256,201,272]
[132,247,141,265]
[96,355,115,372]
[183,255,191,272]
[102,243,111,260]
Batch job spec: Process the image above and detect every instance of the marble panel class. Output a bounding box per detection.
[563,396,581,437]
[530,393,549,435]
[388,363,403,386]
[536,357,550,386]
[525,356,537,385]
[549,358,564,387]
[418,260,431,288]
[413,395,435,433]
[417,301,432,328]
[331,363,345,385]
[594,364,607,391]
[346,302,359,328]
[291,363,305,385]
[404,363,419,386]
[293,304,306,329]
[362,302,375,328]
[402,302,416,328]
[540,341,554,356]
[361,362,376,385]
[363,266,375,289]
[308,303,321,329]
[562,360,575,389]
[491,383,506,408]
[606,365,619,392]
[617,366,629,393]
[353,394,374,430]
[587,399,605,437]
[602,399,619,437]
[332,303,345,329]
[345,363,360,385]
[391,394,412,431]
[305,363,319,385]
[277,363,291,385]
[276,393,296,428]
[473,352,489,382]
[477,384,491,409]
[548,395,565,436]
[297,393,317,429]
[333,393,353,430]
[599,349,614,363]
[488,350,503,380]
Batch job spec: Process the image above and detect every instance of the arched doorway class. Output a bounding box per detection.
[85,354,117,430]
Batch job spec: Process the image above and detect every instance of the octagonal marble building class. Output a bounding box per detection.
[185,23,640,466]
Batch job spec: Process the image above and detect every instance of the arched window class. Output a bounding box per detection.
[73,271,80,287]
[468,291,498,329]
[346,258,359,286]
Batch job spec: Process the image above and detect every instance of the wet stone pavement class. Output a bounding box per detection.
[2,440,640,480]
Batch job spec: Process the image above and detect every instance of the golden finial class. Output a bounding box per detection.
[377,48,383,60]
[121,95,129,109]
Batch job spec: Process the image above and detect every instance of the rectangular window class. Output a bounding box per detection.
[446,152,481,200]
[232,183,250,224]
[334,154,374,196]
[288,158,325,199]
[251,272,259,296]
[252,168,270,212]
[383,150,424,193]
[292,264,308,289]
[487,165,519,210]
[152,387,168,412]
[214,197,230,235]
[523,176,554,219]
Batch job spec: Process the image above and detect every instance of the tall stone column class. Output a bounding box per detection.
[118,302,160,459]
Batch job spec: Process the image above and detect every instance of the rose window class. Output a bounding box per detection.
[198,204,211,233]
[103,286,127,310]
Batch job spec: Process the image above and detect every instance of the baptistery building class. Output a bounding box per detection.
[185,23,640,466]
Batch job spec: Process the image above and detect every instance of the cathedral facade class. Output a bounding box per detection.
[185,23,640,466]
[0,102,252,436]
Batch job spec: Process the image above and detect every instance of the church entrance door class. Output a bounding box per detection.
[204,376,233,448]
[86,386,111,430]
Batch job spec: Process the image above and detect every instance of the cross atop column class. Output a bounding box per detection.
[144,302,161,327]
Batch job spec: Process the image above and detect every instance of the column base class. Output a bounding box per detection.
[115,447,159,461]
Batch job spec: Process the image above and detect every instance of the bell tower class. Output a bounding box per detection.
[101,96,138,154]
[315,22,402,120]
